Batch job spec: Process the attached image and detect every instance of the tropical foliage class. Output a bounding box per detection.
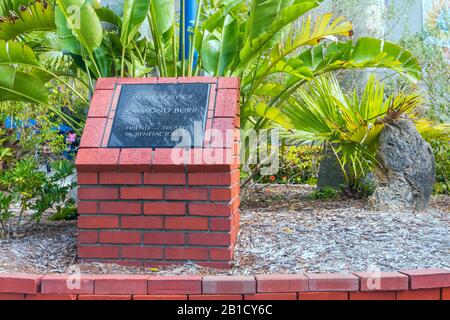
[0,0,421,130]
[0,158,75,238]
[259,74,449,195]
[2,0,444,197]
[431,139,450,195]
[254,145,321,185]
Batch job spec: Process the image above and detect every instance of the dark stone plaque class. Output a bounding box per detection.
[108,83,210,148]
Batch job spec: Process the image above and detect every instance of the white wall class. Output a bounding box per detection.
[388,0,423,41]
[319,0,424,41]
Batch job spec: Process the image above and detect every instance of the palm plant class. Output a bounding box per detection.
[259,74,448,195]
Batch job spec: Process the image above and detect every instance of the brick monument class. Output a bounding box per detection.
[76,77,240,268]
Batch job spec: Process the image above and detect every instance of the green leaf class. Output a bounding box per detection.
[237,0,320,72]
[255,102,294,129]
[55,0,103,55]
[0,0,31,16]
[55,6,81,55]
[295,38,422,82]
[0,0,56,40]
[95,7,122,27]
[0,65,48,104]
[350,37,421,81]
[149,0,174,37]
[255,83,285,97]
[203,0,243,32]
[201,33,220,74]
[121,0,150,48]
[0,40,40,66]
[201,14,239,75]
[244,0,294,43]
[93,45,113,77]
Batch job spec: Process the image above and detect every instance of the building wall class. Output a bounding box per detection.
[320,0,424,41]
[389,0,423,41]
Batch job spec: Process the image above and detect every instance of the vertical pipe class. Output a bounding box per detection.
[179,0,198,67]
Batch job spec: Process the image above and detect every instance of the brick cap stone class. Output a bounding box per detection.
[0,273,42,294]
[400,268,450,289]
[353,272,409,291]
[256,274,308,293]
[41,274,97,294]
[203,276,256,294]
[147,276,202,295]
[306,273,359,292]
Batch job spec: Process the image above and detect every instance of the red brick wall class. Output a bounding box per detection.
[0,269,448,300]
[76,77,240,268]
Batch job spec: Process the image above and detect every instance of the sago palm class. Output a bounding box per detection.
[259,74,447,193]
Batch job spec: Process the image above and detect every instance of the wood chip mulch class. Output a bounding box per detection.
[1,184,449,275]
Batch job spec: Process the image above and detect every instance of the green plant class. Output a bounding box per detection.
[49,199,77,221]
[0,192,14,238]
[0,158,75,238]
[397,24,450,124]
[260,74,446,196]
[0,158,46,232]
[0,104,69,166]
[255,145,321,184]
[0,128,16,168]
[430,139,450,195]
[32,159,76,222]
[0,0,421,132]
[308,186,341,200]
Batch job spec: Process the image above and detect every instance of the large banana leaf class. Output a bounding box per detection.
[244,0,291,42]
[121,0,150,48]
[149,0,174,38]
[147,0,175,76]
[350,37,422,82]
[298,38,422,82]
[236,0,320,72]
[201,14,239,76]
[0,0,56,40]
[203,0,243,32]
[55,0,103,55]
[93,45,113,77]
[55,6,81,55]
[96,7,122,27]
[0,65,48,104]
[0,40,40,66]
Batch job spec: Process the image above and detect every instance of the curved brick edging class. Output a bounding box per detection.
[0,269,449,300]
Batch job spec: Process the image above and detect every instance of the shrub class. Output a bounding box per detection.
[256,145,321,184]
[308,187,341,200]
[431,140,450,195]
[0,158,75,238]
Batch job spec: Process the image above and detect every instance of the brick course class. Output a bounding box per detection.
[0,270,448,300]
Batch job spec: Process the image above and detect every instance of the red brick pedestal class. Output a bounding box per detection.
[76,77,240,268]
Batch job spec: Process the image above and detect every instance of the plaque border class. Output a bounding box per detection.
[106,83,211,149]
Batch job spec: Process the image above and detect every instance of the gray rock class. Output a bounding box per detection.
[370,117,435,211]
[317,143,345,190]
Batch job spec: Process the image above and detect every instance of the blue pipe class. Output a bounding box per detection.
[179,0,198,66]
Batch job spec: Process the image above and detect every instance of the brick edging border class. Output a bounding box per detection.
[0,268,449,300]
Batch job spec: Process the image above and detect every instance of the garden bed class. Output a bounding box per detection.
[0,185,448,275]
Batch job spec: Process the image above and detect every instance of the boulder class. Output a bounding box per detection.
[370,117,435,211]
[317,143,345,190]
